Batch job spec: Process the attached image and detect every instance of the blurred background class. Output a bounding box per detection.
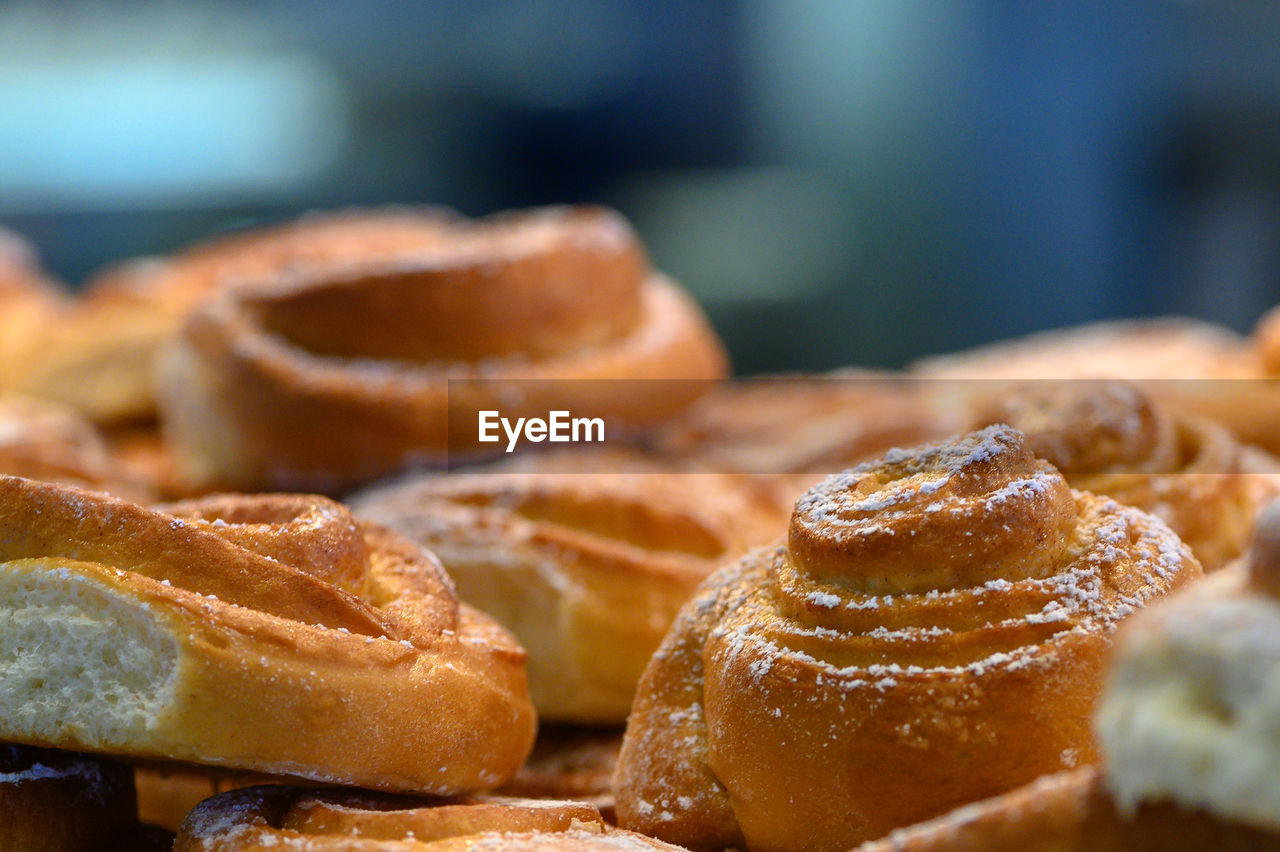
[2,0,1279,373]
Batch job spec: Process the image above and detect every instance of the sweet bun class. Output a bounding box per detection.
[157,205,728,493]
[614,425,1201,851]
[970,380,1280,570]
[175,786,689,851]
[0,477,535,793]
[352,451,793,723]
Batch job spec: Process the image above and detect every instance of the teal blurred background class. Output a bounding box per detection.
[2,1,1279,373]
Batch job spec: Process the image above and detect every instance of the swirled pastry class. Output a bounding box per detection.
[971,380,1279,570]
[0,744,145,851]
[613,425,1201,852]
[0,477,535,792]
[351,455,793,723]
[913,317,1280,455]
[0,396,154,502]
[651,371,958,475]
[156,205,728,493]
[175,786,688,851]
[10,207,465,425]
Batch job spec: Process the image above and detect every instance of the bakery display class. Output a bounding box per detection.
[0,477,535,793]
[174,786,688,851]
[0,744,147,851]
[613,425,1201,851]
[351,450,794,723]
[968,379,1280,570]
[156,205,728,493]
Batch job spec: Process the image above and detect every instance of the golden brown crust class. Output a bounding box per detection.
[134,763,290,833]
[0,477,535,792]
[351,453,793,722]
[157,205,728,493]
[971,380,1277,569]
[613,426,1202,852]
[0,744,139,851]
[853,767,1280,852]
[0,396,154,502]
[650,371,958,475]
[174,786,688,851]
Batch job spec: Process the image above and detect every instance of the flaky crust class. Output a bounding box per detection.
[853,766,1280,852]
[0,744,139,851]
[175,786,688,851]
[156,206,728,493]
[351,455,793,722]
[613,426,1201,852]
[972,380,1279,569]
[0,477,535,792]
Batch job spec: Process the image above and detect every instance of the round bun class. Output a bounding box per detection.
[0,477,535,793]
[0,744,141,851]
[614,425,1201,851]
[157,205,728,493]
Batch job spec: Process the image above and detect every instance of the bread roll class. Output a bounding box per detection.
[157,205,727,493]
[0,477,535,793]
[614,425,1201,851]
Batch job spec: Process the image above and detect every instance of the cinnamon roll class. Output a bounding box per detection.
[613,425,1201,851]
[971,380,1279,569]
[0,478,535,793]
[157,205,728,493]
[351,454,793,723]
[175,786,688,851]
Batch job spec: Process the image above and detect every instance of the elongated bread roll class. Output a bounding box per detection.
[0,476,535,793]
[175,786,688,851]
[614,425,1201,851]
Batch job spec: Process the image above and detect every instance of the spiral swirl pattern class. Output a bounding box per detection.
[615,425,1201,852]
[0,476,534,793]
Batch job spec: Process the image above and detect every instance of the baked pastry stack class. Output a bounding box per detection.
[175,786,689,851]
[0,476,535,793]
[969,379,1279,570]
[614,425,1201,851]
[351,452,794,724]
[853,502,1280,850]
[157,205,728,493]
